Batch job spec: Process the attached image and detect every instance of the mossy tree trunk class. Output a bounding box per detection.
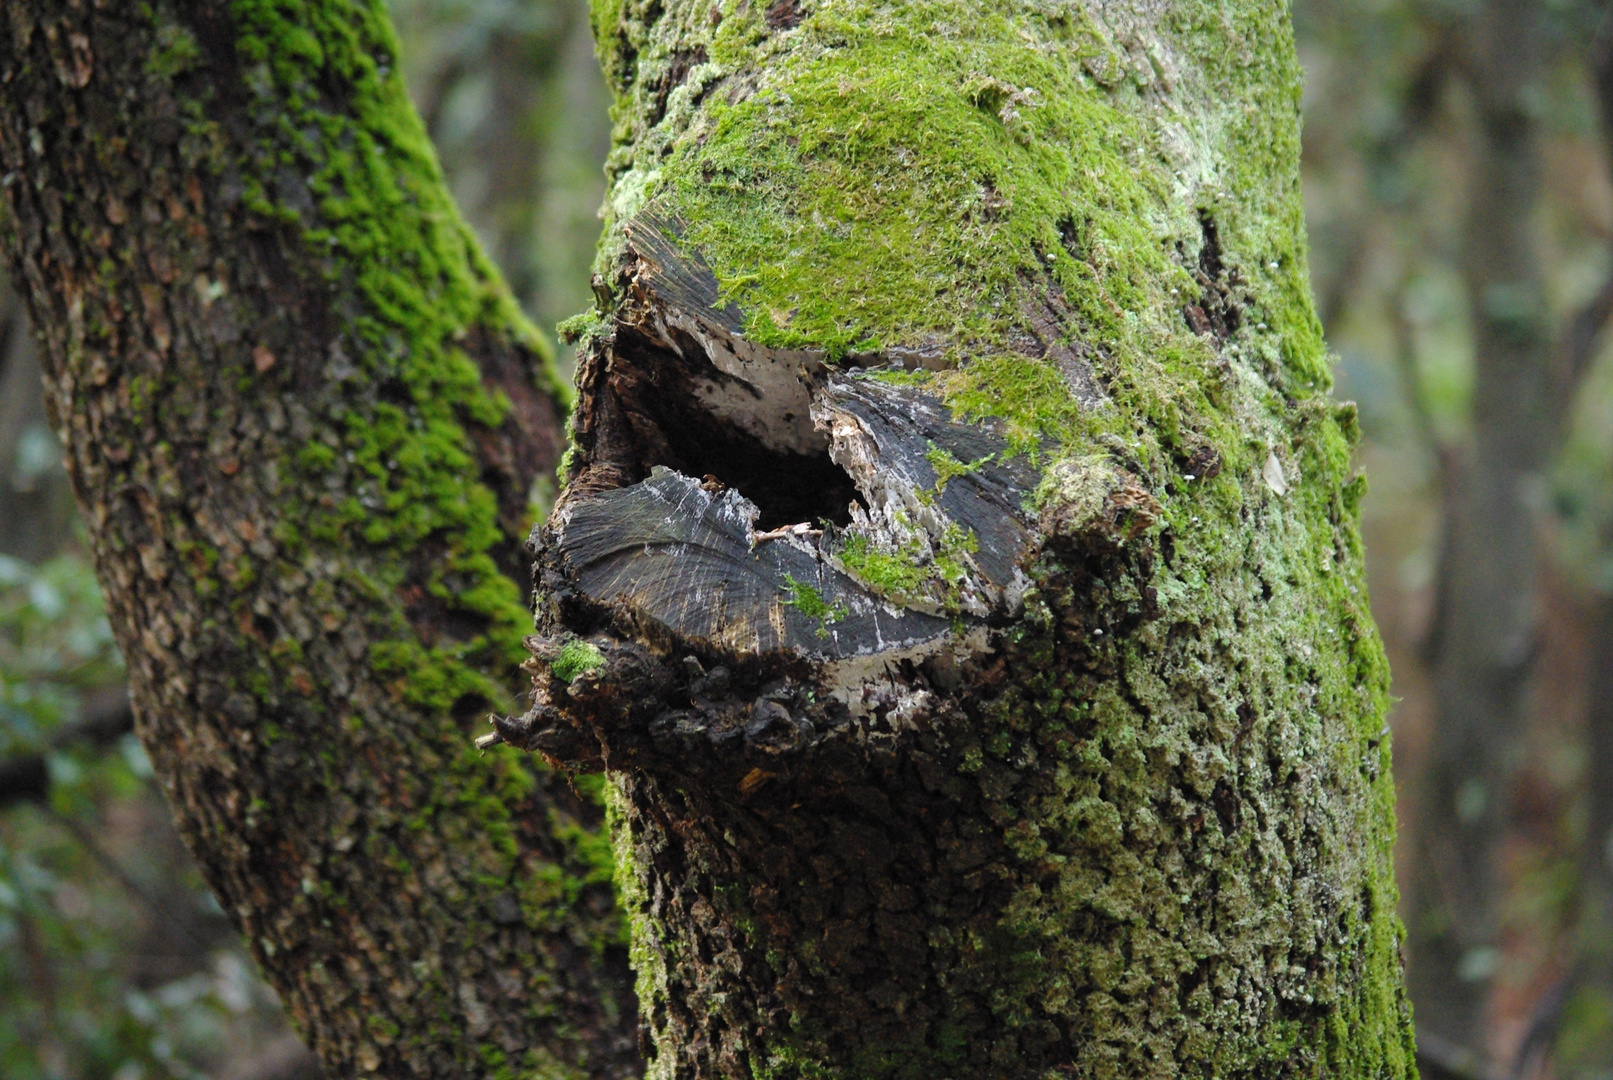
[0,2,640,1077]
[487,0,1418,1076]
[2,0,1418,1076]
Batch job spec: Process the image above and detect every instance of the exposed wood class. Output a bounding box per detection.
[546,216,1046,669]
[541,467,954,662]
[813,372,1040,609]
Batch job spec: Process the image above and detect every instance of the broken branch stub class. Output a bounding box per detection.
[499,219,1165,1071]
[506,216,1144,788]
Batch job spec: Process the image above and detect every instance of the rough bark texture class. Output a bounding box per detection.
[495,1,1417,1077]
[0,2,641,1076]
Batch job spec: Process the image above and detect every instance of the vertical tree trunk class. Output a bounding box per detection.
[1561,597,1613,1073]
[0,2,639,1076]
[1405,0,1552,1054]
[490,0,1417,1075]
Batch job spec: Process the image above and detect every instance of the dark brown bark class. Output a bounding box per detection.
[0,1,638,1076]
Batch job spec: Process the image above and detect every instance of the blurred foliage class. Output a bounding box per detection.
[1560,322,1613,595]
[1297,0,1613,519]
[0,554,296,1080]
[1296,0,1613,1071]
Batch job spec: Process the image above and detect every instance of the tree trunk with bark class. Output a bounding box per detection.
[3,0,1418,1075]
[483,0,1418,1076]
[0,2,639,1077]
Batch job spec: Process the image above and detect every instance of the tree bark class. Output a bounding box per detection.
[489,0,1417,1076]
[0,2,639,1076]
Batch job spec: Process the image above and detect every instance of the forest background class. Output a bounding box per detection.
[0,0,1610,1076]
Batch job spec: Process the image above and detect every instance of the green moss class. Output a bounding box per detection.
[836,534,928,604]
[109,0,631,1072]
[931,522,978,591]
[925,444,989,490]
[864,368,933,388]
[662,12,1167,355]
[608,778,676,1073]
[781,575,846,637]
[589,0,1335,495]
[552,639,606,683]
[556,307,610,347]
[836,524,976,614]
[146,21,203,79]
[214,0,547,689]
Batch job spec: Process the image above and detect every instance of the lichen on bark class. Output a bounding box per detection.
[505,0,1418,1076]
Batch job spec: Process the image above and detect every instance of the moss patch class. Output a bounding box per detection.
[131,0,624,1071]
[781,575,847,637]
[552,639,606,683]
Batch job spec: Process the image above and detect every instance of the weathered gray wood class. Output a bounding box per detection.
[814,372,1040,601]
[543,466,953,660]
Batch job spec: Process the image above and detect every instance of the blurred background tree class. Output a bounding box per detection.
[9,0,1613,1075]
[1300,0,1613,1073]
